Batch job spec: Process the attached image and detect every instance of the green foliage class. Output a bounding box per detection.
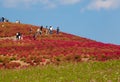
[0,60,120,82]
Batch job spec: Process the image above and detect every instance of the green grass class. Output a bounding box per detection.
[0,60,120,82]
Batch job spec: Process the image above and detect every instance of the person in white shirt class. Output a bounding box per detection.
[49,26,53,34]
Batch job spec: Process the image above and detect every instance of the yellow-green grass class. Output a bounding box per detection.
[0,60,120,82]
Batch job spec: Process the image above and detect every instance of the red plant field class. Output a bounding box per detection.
[0,22,120,69]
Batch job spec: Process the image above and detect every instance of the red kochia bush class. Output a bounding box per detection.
[5,62,21,69]
[0,22,120,68]
[0,36,120,63]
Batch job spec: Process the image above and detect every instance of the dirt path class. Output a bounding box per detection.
[0,36,16,40]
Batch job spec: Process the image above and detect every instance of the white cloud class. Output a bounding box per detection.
[2,0,52,8]
[2,0,20,8]
[59,0,81,5]
[2,0,81,8]
[86,0,120,10]
[2,0,120,11]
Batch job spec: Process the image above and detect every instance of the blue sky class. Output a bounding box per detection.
[0,0,120,45]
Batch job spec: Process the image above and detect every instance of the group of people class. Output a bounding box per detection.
[16,32,22,40]
[35,26,59,35]
[16,26,60,40]
[47,26,60,35]
[45,26,54,35]
[0,17,9,22]
[33,26,60,40]
[1,17,60,40]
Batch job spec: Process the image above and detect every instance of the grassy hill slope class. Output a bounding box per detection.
[0,60,120,82]
[0,22,120,69]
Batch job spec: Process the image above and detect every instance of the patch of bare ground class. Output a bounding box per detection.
[10,60,29,68]
[0,36,16,40]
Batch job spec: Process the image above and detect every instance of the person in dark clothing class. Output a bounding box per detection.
[16,32,22,40]
[40,26,43,31]
[0,18,1,22]
[1,17,5,22]
[40,26,43,35]
[57,27,60,34]
[16,32,19,40]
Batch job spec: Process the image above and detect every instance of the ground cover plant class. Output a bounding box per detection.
[0,22,120,82]
[0,60,120,82]
[0,22,120,68]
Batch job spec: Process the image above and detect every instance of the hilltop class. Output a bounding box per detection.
[0,22,120,69]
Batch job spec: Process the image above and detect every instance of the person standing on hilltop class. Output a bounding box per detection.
[40,26,43,31]
[45,26,49,35]
[56,27,60,34]
[0,18,1,22]
[49,26,53,34]
[1,17,5,22]
[40,26,43,35]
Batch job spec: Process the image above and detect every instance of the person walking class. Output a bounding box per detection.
[33,27,41,40]
[40,26,43,35]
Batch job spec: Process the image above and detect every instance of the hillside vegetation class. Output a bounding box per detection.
[0,22,120,69]
[0,60,120,82]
